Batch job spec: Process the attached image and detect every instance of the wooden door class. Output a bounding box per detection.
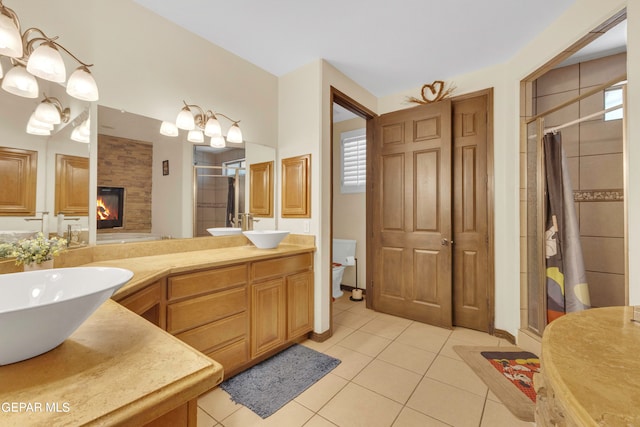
[371,100,453,327]
[251,278,286,357]
[452,95,490,332]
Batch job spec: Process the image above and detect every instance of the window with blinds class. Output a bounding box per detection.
[341,128,366,194]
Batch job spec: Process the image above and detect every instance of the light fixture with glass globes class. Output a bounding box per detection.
[70,115,90,144]
[160,101,243,148]
[0,0,99,102]
[25,93,70,135]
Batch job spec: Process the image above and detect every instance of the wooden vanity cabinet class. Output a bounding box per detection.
[114,250,314,378]
[116,279,167,329]
[250,253,314,358]
[167,264,250,374]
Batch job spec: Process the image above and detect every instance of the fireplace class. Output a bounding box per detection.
[97,186,124,229]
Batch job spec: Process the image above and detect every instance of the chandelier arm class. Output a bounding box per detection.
[0,1,21,32]
[183,102,206,128]
[215,112,241,124]
[22,27,93,67]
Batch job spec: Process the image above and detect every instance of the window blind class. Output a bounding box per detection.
[341,128,366,194]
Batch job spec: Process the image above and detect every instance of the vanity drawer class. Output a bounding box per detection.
[167,287,247,334]
[168,265,247,301]
[206,339,249,375]
[175,312,247,354]
[251,253,313,282]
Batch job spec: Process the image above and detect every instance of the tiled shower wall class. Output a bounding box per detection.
[194,148,245,236]
[534,53,626,307]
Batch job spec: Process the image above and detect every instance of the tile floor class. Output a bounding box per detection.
[197,294,536,427]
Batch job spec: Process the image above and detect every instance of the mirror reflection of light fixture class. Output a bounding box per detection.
[33,93,70,125]
[0,1,99,101]
[70,115,90,143]
[26,112,53,135]
[160,100,243,147]
[187,129,204,143]
[160,121,178,137]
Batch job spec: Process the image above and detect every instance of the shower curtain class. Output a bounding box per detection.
[226,177,235,227]
[543,132,591,322]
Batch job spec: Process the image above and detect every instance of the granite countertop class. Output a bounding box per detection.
[0,299,223,426]
[541,306,640,426]
[90,242,316,300]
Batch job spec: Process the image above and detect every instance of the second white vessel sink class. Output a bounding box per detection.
[207,227,242,236]
[243,230,290,249]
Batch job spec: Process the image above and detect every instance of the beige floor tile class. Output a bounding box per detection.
[480,399,535,427]
[395,323,450,353]
[303,414,340,427]
[335,330,392,357]
[359,317,411,340]
[407,377,485,427]
[319,382,403,427]
[392,407,450,427]
[294,373,348,412]
[449,327,501,346]
[352,359,422,404]
[425,355,488,397]
[324,345,373,380]
[334,311,376,330]
[221,401,313,427]
[376,341,436,374]
[197,407,217,427]
[439,337,473,361]
[198,386,241,421]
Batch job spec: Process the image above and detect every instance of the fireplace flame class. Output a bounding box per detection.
[96,197,111,220]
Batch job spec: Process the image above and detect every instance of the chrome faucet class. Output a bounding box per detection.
[238,213,260,231]
[24,211,49,235]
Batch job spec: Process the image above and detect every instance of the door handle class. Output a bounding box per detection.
[441,238,454,246]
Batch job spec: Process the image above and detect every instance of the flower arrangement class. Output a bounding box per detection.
[2,232,67,266]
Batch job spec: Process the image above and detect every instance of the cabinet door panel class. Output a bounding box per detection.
[251,279,286,357]
[287,271,314,339]
[117,280,166,329]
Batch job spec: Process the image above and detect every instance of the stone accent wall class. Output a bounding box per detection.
[97,134,152,233]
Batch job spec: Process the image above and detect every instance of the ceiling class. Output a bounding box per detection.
[132,0,580,97]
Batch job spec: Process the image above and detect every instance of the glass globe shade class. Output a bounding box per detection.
[66,66,99,101]
[34,101,61,124]
[27,43,66,83]
[204,116,222,137]
[160,121,179,137]
[210,135,225,148]
[0,12,22,58]
[226,123,243,143]
[187,130,204,143]
[2,65,39,98]
[176,108,195,130]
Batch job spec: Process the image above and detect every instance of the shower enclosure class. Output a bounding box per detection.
[193,165,246,237]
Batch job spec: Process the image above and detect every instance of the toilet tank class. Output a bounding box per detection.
[333,239,356,266]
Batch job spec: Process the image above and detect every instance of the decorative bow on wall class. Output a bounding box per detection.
[407,80,456,104]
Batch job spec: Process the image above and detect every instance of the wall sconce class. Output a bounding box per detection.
[0,1,99,101]
[160,100,243,148]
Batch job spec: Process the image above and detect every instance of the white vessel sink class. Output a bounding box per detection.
[207,227,242,236]
[243,230,290,249]
[0,267,133,365]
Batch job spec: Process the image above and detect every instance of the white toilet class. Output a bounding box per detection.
[332,239,357,299]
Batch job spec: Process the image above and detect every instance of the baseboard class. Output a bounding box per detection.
[309,329,332,343]
[493,328,516,345]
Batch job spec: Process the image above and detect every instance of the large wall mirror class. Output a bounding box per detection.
[96,106,277,244]
[0,82,90,242]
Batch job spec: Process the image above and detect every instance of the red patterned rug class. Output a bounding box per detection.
[454,346,540,422]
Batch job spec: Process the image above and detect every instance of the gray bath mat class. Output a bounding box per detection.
[220,344,341,418]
